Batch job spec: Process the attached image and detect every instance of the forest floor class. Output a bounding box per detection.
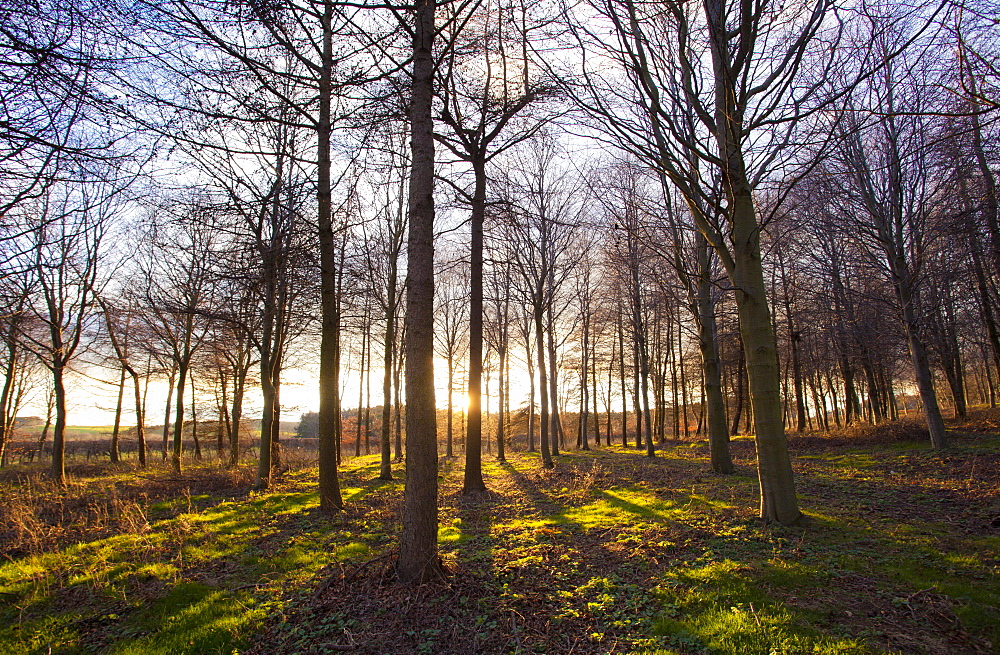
[0,417,998,654]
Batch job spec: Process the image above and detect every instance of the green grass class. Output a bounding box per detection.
[0,459,390,655]
[1,436,997,654]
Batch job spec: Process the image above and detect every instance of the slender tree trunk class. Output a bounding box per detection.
[271,372,282,471]
[162,365,176,460]
[110,367,126,463]
[191,385,202,460]
[695,237,732,472]
[592,327,601,447]
[606,337,614,446]
[380,270,397,480]
[131,371,146,467]
[536,304,553,468]
[36,390,54,463]
[632,327,642,448]
[356,334,366,458]
[0,331,18,468]
[230,371,244,469]
[496,344,506,462]
[580,309,590,451]
[464,157,487,492]
[446,356,454,457]
[618,310,628,446]
[730,341,745,435]
[52,363,67,483]
[172,360,189,474]
[546,316,562,456]
[526,328,536,452]
[394,335,403,461]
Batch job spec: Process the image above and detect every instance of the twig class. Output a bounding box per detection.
[905,585,937,601]
[346,552,395,583]
[231,582,265,591]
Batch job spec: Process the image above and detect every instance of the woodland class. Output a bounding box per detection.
[1,0,999,652]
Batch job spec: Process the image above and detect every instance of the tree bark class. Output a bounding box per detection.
[695,235,732,473]
[317,0,344,511]
[110,367,125,463]
[464,157,487,492]
[398,0,441,584]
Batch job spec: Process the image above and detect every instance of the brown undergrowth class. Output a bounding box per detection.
[0,461,256,557]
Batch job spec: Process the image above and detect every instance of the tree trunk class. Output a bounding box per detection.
[0,330,18,469]
[394,336,403,461]
[729,195,800,524]
[496,343,506,462]
[191,386,202,460]
[526,327,536,452]
[618,310,628,446]
[36,391,54,463]
[110,367,125,463]
[464,157,487,492]
[536,304,553,468]
[316,0,344,512]
[52,363,67,484]
[546,314,562,456]
[398,0,441,584]
[172,360,188,473]
[580,306,590,451]
[695,236,732,473]
[446,356,454,457]
[898,281,947,448]
[162,365,176,460]
[230,370,244,469]
[380,264,397,480]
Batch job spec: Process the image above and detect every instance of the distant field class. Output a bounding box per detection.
[13,425,116,440]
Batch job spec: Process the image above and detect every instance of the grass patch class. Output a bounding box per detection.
[1,427,998,654]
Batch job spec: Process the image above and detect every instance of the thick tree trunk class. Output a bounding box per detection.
[898,282,947,448]
[730,194,800,524]
[257,369,277,488]
[398,0,441,584]
[317,0,344,512]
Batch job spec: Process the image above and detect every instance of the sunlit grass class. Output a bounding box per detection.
[1,431,998,653]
